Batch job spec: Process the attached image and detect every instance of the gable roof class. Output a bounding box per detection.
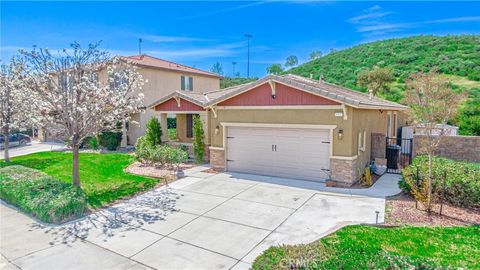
[121,55,222,78]
[148,74,408,110]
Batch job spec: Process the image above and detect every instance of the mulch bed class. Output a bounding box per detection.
[125,161,195,179]
[386,192,480,226]
[201,168,220,174]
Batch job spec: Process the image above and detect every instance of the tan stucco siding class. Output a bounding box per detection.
[209,107,355,156]
[126,67,219,144]
[351,109,388,170]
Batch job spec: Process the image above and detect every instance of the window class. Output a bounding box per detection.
[110,70,129,90]
[358,131,366,153]
[59,73,73,92]
[387,112,392,137]
[186,114,193,138]
[181,75,193,91]
[393,112,397,138]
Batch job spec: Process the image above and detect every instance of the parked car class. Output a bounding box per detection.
[0,133,31,148]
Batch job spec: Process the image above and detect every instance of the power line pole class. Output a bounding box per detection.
[244,34,252,78]
[138,38,143,55]
[232,62,237,77]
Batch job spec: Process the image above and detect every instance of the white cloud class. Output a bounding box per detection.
[424,16,480,24]
[181,1,267,20]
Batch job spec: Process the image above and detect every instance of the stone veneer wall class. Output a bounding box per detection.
[413,135,480,163]
[329,157,359,186]
[209,147,225,170]
[371,133,386,160]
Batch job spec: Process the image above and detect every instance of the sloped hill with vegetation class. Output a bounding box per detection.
[290,35,480,89]
[289,35,480,135]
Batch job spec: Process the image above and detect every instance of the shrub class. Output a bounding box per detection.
[145,117,162,146]
[401,156,480,208]
[80,136,99,150]
[0,165,88,223]
[135,138,188,169]
[192,115,205,163]
[98,131,122,150]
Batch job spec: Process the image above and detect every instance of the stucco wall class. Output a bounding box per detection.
[210,107,354,156]
[126,67,219,144]
[176,114,193,143]
[413,135,480,163]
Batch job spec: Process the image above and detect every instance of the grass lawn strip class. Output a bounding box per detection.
[252,225,480,269]
[0,152,161,208]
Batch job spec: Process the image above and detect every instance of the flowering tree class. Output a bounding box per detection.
[404,71,465,212]
[22,43,145,187]
[0,58,31,162]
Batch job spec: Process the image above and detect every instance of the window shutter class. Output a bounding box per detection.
[181,76,185,90]
[189,77,193,91]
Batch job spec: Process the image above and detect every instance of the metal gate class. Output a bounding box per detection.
[385,137,413,174]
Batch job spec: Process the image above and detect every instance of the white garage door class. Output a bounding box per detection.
[226,126,331,181]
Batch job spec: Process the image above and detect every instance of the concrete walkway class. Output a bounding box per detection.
[0,141,66,159]
[0,168,401,270]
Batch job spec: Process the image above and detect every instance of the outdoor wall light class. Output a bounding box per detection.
[215,125,220,135]
[338,129,344,140]
[271,94,277,99]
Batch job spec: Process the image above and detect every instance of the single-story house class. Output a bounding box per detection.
[149,74,408,186]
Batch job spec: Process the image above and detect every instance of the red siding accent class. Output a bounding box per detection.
[218,82,340,106]
[154,98,204,111]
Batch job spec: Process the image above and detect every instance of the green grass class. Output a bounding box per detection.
[253,225,480,269]
[0,165,88,223]
[0,152,160,208]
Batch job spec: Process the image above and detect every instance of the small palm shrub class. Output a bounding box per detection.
[0,165,88,223]
[192,115,205,163]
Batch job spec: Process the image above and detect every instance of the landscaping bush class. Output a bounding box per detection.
[192,115,205,163]
[400,156,480,208]
[80,136,98,150]
[135,137,188,169]
[145,117,162,146]
[0,165,88,223]
[98,131,122,150]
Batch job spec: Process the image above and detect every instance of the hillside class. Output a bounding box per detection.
[290,35,480,89]
[289,35,480,135]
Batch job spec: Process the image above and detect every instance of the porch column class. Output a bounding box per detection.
[160,113,168,143]
[120,119,127,147]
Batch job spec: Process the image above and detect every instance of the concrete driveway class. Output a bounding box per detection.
[1,167,401,270]
[0,141,66,159]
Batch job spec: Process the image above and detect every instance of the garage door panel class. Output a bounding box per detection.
[226,126,330,182]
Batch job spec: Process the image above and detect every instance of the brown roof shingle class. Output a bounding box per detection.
[122,55,222,78]
[148,74,407,110]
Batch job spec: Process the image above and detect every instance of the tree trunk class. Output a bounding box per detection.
[3,126,10,162]
[427,153,433,213]
[72,143,81,187]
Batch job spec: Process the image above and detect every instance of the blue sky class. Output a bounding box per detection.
[1,1,479,77]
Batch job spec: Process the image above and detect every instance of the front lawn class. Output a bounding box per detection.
[253,225,480,269]
[0,152,160,208]
[0,165,88,223]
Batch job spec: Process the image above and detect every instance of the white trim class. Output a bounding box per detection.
[330,155,358,160]
[216,105,343,110]
[209,146,224,151]
[220,122,337,130]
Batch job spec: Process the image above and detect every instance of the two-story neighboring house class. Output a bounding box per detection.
[121,55,222,145]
